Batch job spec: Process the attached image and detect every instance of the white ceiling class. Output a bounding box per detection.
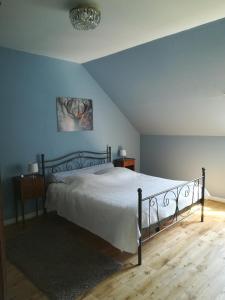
[1,0,225,63]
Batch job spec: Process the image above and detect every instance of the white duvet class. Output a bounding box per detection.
[46,167,208,253]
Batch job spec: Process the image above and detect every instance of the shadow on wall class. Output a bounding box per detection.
[141,135,225,199]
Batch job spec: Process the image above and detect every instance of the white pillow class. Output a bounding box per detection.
[48,162,114,183]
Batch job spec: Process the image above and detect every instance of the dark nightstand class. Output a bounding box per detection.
[113,158,135,171]
[13,174,45,224]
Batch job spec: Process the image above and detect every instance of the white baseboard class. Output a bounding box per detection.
[4,209,44,226]
[208,196,225,204]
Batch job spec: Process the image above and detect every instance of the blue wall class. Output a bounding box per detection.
[85,18,225,136]
[141,136,225,198]
[0,47,140,220]
[84,18,225,200]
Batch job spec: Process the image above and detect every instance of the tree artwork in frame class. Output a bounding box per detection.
[56,97,93,132]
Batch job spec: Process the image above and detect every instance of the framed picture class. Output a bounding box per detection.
[56,97,93,132]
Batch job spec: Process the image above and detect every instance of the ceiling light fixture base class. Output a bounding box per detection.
[69,6,101,31]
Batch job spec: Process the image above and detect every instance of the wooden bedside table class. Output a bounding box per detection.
[113,158,135,171]
[13,174,45,224]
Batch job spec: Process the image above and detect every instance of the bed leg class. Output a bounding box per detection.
[138,188,142,266]
[201,200,204,222]
[41,154,47,215]
[138,243,142,266]
[201,168,205,222]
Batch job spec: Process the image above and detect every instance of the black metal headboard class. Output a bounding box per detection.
[41,145,111,179]
[40,145,111,213]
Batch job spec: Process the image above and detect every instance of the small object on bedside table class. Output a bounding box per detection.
[13,174,45,225]
[119,149,127,158]
[113,158,135,171]
[27,162,39,174]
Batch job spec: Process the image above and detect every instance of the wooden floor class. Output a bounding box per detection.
[6,200,225,300]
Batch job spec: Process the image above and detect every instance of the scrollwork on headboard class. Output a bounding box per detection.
[41,145,111,176]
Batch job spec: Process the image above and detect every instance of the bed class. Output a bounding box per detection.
[41,146,207,265]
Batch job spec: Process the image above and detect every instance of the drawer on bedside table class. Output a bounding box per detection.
[123,159,134,167]
[13,174,45,224]
[15,175,45,200]
[113,158,135,171]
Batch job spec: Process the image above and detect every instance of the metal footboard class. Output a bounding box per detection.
[137,168,205,265]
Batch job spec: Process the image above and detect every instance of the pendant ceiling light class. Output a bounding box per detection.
[69,6,101,30]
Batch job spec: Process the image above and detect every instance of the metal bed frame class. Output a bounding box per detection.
[40,146,205,266]
[137,168,205,265]
[41,145,111,212]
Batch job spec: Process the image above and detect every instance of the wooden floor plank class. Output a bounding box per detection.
[5,200,225,300]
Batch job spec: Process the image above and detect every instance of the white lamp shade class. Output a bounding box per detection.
[28,162,39,174]
[119,149,127,157]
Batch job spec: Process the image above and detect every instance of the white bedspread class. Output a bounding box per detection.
[46,168,208,253]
